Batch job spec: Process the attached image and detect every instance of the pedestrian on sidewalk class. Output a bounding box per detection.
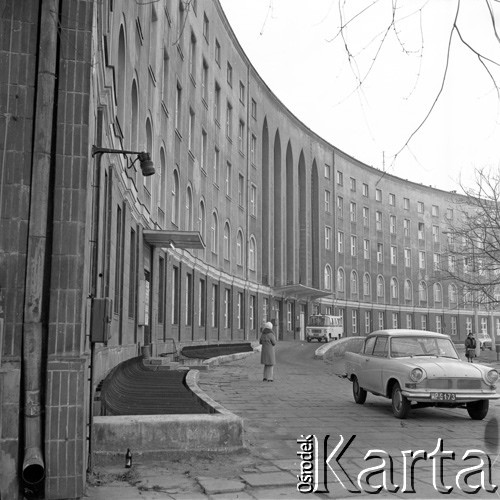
[465,332,476,363]
[260,321,276,381]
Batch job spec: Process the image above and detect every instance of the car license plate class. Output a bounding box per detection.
[430,392,456,401]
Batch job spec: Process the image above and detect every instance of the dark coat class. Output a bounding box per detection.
[260,328,276,365]
[465,335,476,358]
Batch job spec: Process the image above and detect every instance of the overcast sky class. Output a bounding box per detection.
[218,0,500,193]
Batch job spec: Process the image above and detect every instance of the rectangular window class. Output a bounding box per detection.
[390,215,396,234]
[214,146,220,185]
[325,190,331,212]
[215,38,220,66]
[350,177,356,191]
[128,226,135,318]
[451,316,457,335]
[162,51,169,106]
[225,161,231,197]
[378,312,384,330]
[203,12,209,40]
[390,245,397,265]
[432,225,439,242]
[325,226,331,250]
[201,128,207,170]
[350,235,357,256]
[433,253,441,271]
[201,59,208,102]
[325,164,331,179]
[417,201,424,213]
[172,266,179,324]
[249,295,255,330]
[421,315,427,331]
[352,310,358,334]
[419,251,426,269]
[185,273,193,325]
[189,32,196,79]
[350,201,356,222]
[250,184,257,216]
[263,297,269,323]
[237,292,244,329]
[251,98,257,119]
[376,188,382,202]
[404,248,411,267]
[418,222,425,240]
[250,134,257,164]
[403,218,410,237]
[238,174,244,206]
[389,193,395,206]
[432,205,439,217]
[337,170,343,186]
[362,206,369,227]
[238,120,245,152]
[114,205,123,315]
[224,288,231,328]
[239,81,245,103]
[362,183,369,197]
[211,283,218,327]
[365,311,371,334]
[338,231,344,253]
[226,102,232,138]
[376,211,382,231]
[337,196,343,218]
[392,313,398,329]
[199,278,206,327]
[436,316,442,333]
[377,243,383,263]
[448,255,455,272]
[158,255,165,324]
[446,208,453,219]
[175,81,182,130]
[363,239,370,259]
[214,82,221,122]
[188,108,195,151]
[404,197,410,210]
[227,62,232,86]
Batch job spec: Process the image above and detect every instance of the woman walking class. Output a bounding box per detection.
[260,321,276,382]
[465,332,476,363]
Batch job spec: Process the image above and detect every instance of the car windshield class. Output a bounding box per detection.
[390,337,458,359]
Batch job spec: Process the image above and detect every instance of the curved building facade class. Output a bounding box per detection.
[0,0,498,498]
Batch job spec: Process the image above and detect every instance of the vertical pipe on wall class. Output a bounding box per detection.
[21,0,60,490]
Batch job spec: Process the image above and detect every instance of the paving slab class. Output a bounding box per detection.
[197,476,246,495]
[209,491,254,500]
[240,471,297,488]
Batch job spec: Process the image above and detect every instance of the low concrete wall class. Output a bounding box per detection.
[92,359,249,465]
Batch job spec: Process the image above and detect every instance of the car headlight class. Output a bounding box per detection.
[410,368,425,383]
[486,369,499,385]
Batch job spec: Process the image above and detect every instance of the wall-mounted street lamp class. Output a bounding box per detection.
[91,145,155,176]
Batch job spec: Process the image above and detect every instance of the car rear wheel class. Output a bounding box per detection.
[352,376,367,404]
[391,383,410,419]
[467,400,489,420]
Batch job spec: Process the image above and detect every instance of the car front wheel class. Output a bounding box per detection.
[352,376,367,404]
[391,383,410,419]
[467,400,489,420]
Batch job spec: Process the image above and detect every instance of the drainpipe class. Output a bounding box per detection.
[22,0,59,490]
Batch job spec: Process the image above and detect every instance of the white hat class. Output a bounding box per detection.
[263,321,273,330]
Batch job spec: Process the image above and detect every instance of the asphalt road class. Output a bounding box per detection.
[199,340,500,498]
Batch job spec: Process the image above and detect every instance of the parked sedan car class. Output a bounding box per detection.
[476,332,493,350]
[345,329,500,420]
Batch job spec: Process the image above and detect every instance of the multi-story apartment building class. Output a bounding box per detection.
[1,0,498,498]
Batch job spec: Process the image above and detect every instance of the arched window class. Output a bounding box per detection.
[236,229,243,265]
[324,265,332,291]
[145,118,153,193]
[337,268,345,292]
[419,281,427,302]
[117,25,126,124]
[391,277,398,299]
[434,283,442,302]
[363,273,370,296]
[463,286,471,305]
[159,147,166,212]
[185,185,193,230]
[171,170,179,225]
[351,270,358,296]
[404,279,412,301]
[377,275,384,298]
[198,199,206,241]
[131,79,139,150]
[248,236,256,271]
[223,222,230,260]
[449,283,457,304]
[211,211,218,254]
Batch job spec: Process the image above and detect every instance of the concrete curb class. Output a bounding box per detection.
[202,345,261,366]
